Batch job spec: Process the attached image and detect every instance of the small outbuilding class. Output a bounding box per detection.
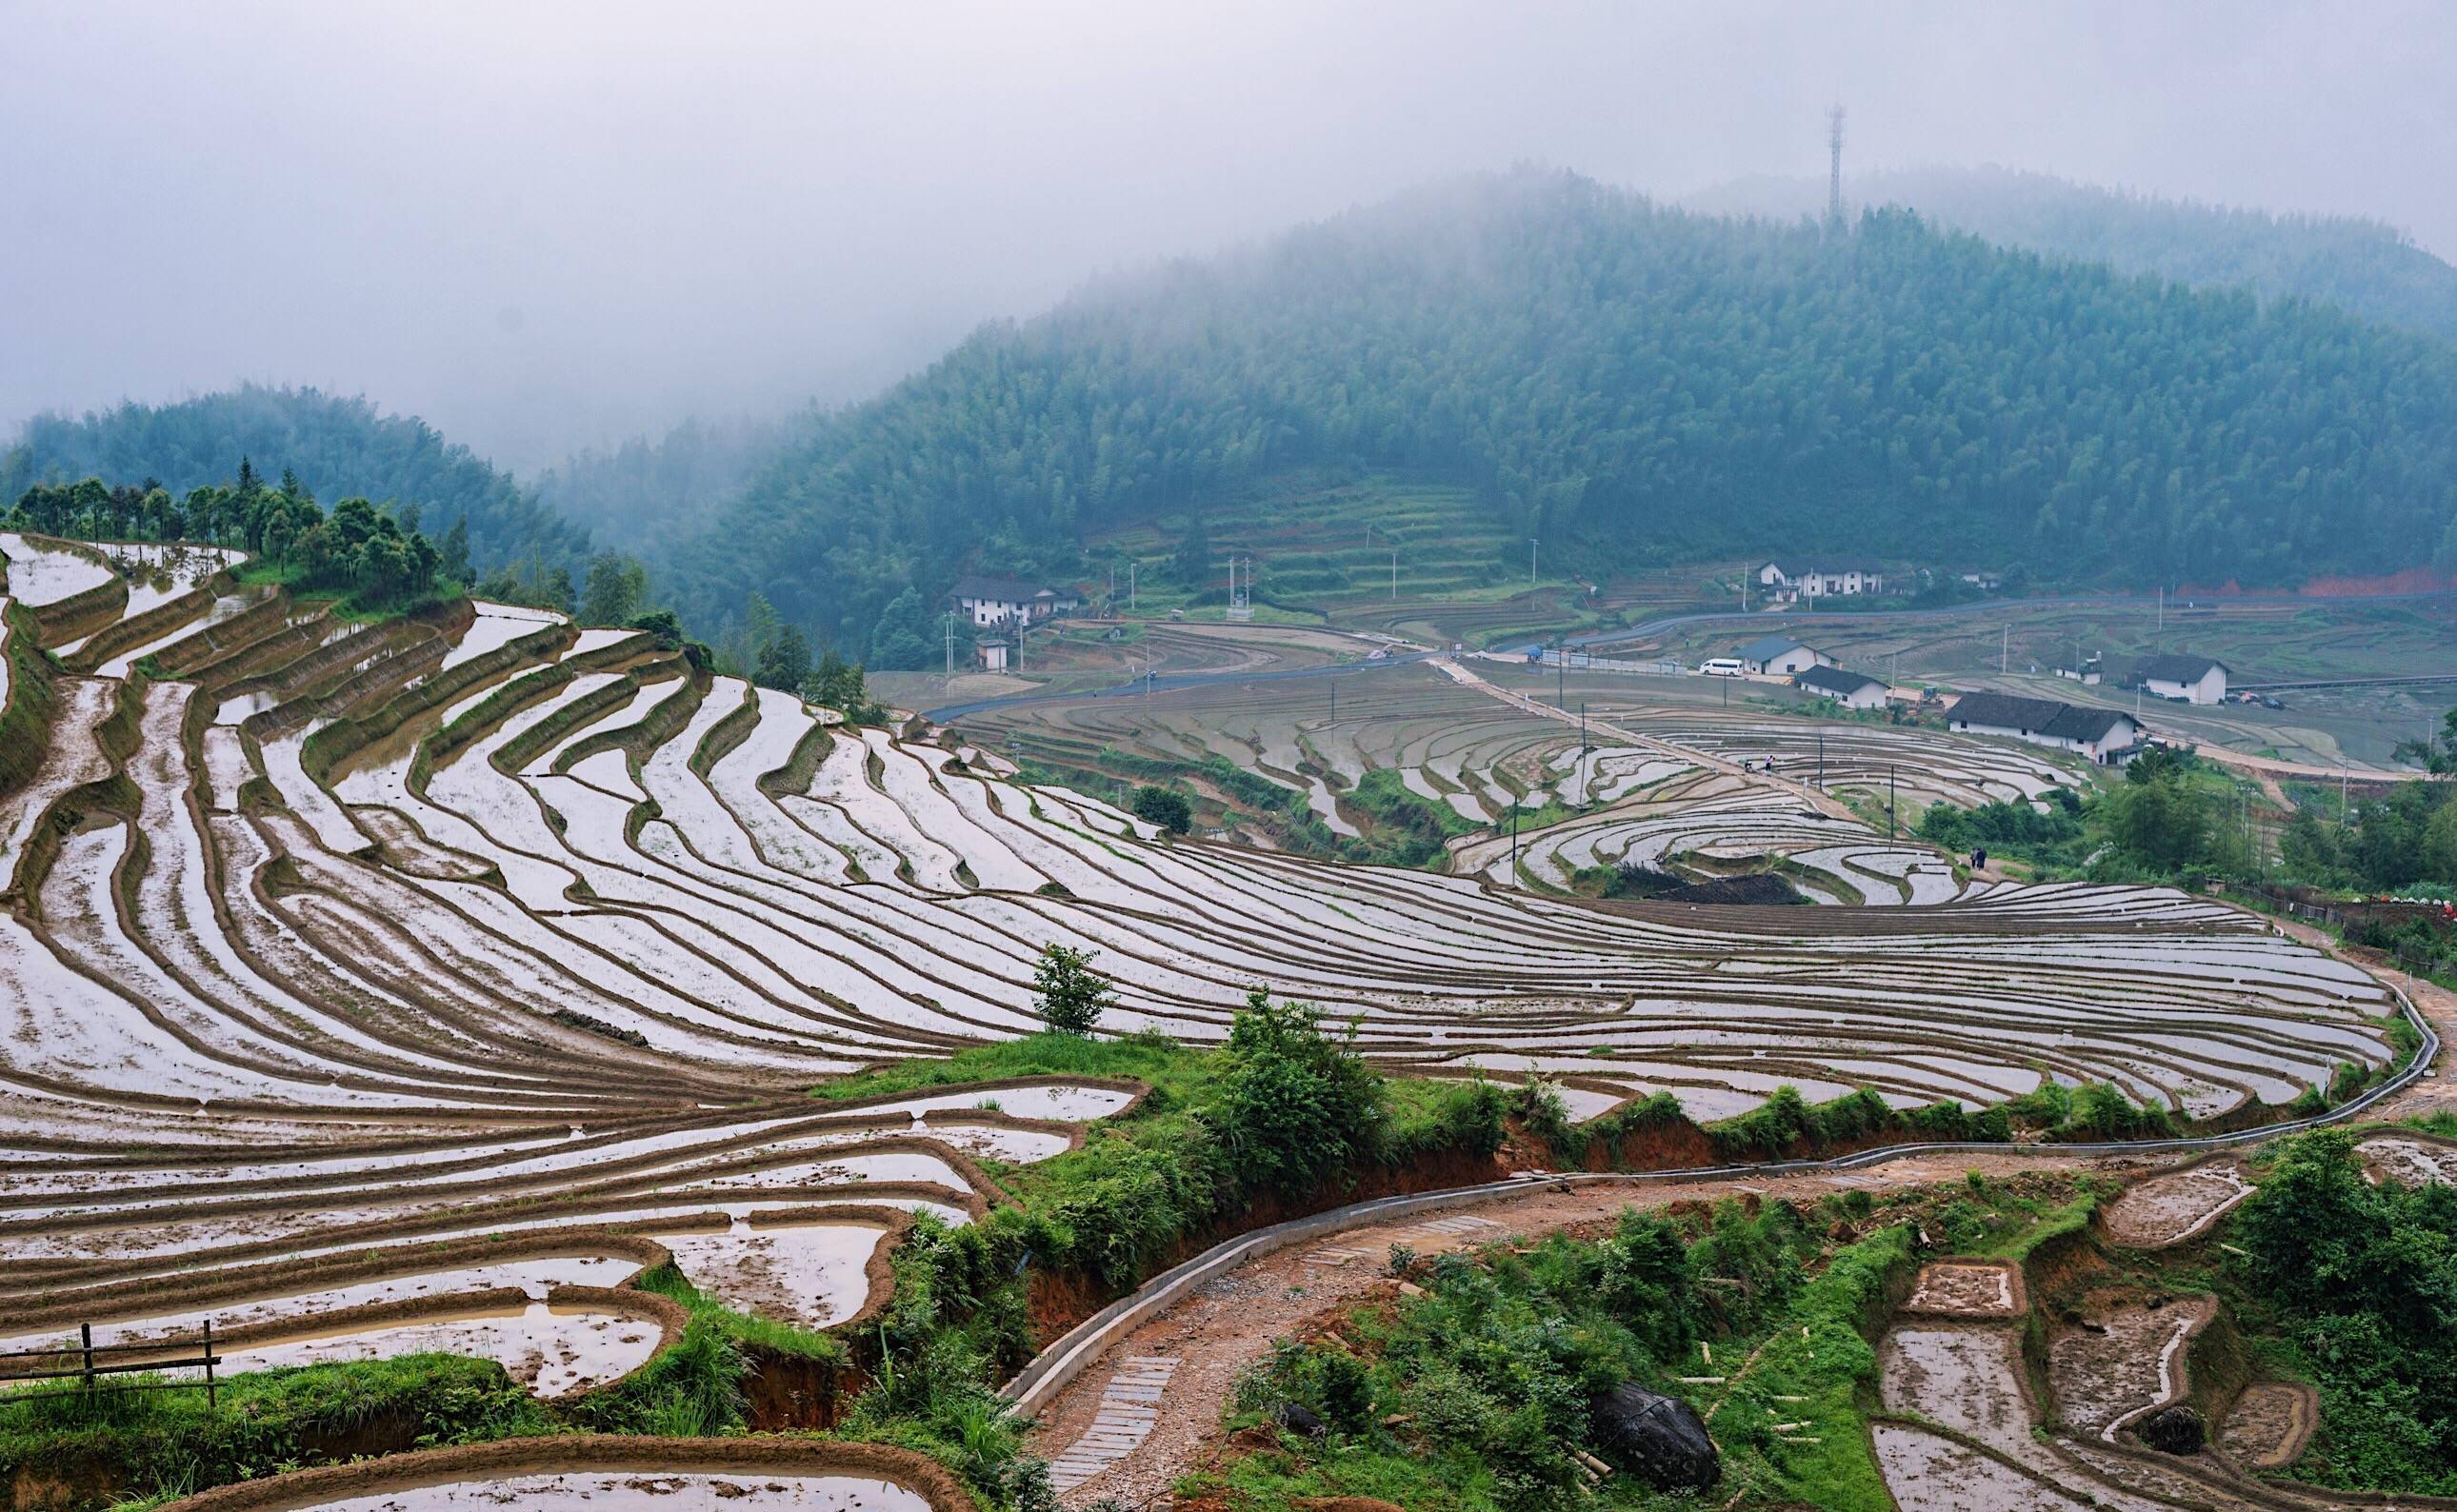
[975,636,1013,673]
[1738,635,1828,677]
[1793,665,1890,710]
[2137,654,2228,706]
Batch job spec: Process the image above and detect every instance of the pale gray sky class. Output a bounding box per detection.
[5,0,2452,471]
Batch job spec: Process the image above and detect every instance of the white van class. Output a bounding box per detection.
[1698,658,1745,678]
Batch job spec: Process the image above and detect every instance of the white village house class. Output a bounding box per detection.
[949,574,1082,628]
[1947,692,2140,765]
[1792,665,1890,710]
[1738,634,1829,677]
[1756,561,1887,601]
[2136,654,2228,706]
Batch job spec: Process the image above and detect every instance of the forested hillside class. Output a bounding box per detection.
[664,169,2457,662]
[0,384,587,573]
[1688,166,2457,346]
[533,414,794,554]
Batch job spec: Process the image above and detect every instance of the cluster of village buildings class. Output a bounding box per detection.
[1729,632,2229,766]
[947,566,2233,770]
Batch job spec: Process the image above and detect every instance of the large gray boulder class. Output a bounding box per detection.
[1595,1383,1720,1491]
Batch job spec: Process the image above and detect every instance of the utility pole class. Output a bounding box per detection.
[1389,548,1397,600]
[1817,727,1826,789]
[1827,104,1847,225]
[1888,764,1896,838]
[2000,625,2008,675]
[1579,702,1588,805]
[1528,537,1538,587]
[1129,561,1136,609]
[1511,803,1520,872]
[1557,646,1566,708]
[2158,586,2165,633]
[943,611,955,677]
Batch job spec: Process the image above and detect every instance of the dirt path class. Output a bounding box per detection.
[1022,1151,2178,1507]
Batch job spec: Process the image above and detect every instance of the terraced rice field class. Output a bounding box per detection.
[1875,1261,2298,1512]
[0,540,2411,1390]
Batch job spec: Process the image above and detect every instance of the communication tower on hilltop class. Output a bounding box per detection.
[1827,104,1846,224]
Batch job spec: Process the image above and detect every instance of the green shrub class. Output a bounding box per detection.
[1202,990,1387,1200]
[1129,784,1192,833]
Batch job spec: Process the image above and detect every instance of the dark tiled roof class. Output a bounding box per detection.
[949,574,1060,602]
[1794,666,1886,697]
[2137,654,2227,684]
[1950,691,2135,743]
[2044,706,2135,743]
[1947,692,2073,732]
[1788,561,1883,576]
[1739,634,1810,663]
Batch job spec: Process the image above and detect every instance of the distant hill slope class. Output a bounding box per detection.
[0,385,588,572]
[533,414,792,556]
[1686,166,2457,346]
[664,169,2457,662]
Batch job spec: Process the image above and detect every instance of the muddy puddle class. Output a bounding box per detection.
[2100,1163,2253,1248]
[1904,1262,2021,1319]
[1880,1324,2041,1462]
[2355,1135,2457,1187]
[0,1254,637,1354]
[2047,1289,2211,1442]
[2217,1380,2315,1469]
[1871,1421,2081,1512]
[212,1301,662,1397]
[661,1219,892,1329]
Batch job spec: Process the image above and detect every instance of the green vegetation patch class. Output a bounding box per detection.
[0,1355,552,1510]
[2226,1127,2457,1495]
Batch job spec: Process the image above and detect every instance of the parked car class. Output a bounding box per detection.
[1698,657,1745,677]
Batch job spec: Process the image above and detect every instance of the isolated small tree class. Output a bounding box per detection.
[1031,942,1114,1037]
[1131,784,1192,833]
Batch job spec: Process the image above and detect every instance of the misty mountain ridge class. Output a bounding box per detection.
[651,167,2457,661]
[1685,164,2457,346]
[16,167,2457,666]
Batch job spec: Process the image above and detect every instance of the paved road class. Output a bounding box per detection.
[926,588,2457,723]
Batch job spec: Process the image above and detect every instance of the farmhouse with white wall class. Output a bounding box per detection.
[2136,654,2228,706]
[1793,665,1891,710]
[949,575,1081,628]
[1739,634,1829,677]
[1756,561,1887,601]
[1948,692,2141,764]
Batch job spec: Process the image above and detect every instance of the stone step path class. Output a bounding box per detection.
[1300,1244,1372,1267]
[1410,1213,1503,1241]
[1049,1356,1180,1493]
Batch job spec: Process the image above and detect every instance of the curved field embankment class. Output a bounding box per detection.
[154,1435,977,1512]
[0,544,2420,1454]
